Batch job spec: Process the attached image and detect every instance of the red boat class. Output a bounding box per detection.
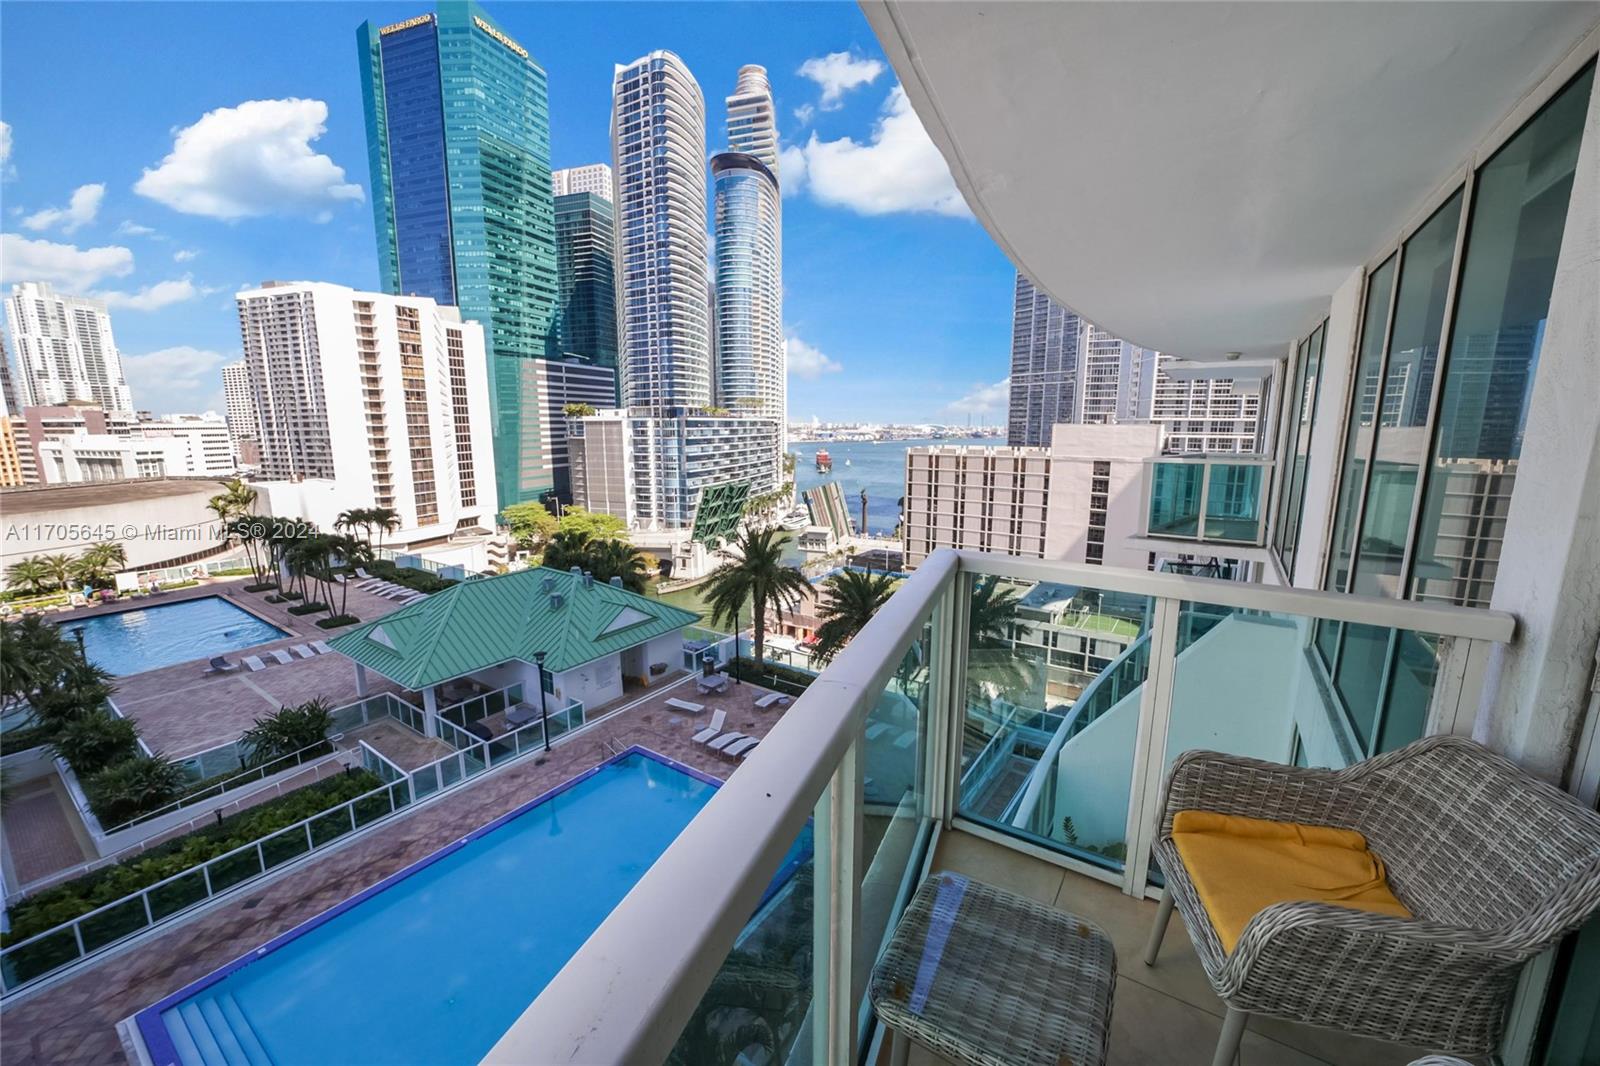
[815,449,832,473]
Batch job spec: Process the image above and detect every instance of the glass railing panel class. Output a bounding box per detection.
[956,575,1153,871]
[1201,463,1264,543]
[1151,601,1457,886]
[1148,462,1203,537]
[855,607,937,1043]
[663,822,816,1066]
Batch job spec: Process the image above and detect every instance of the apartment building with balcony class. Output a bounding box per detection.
[235,281,497,543]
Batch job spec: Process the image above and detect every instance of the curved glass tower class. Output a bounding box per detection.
[711,153,783,420]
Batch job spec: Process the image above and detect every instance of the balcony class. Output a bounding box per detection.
[485,549,1515,1066]
[1141,456,1274,547]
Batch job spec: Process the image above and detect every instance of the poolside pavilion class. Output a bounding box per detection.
[328,567,701,739]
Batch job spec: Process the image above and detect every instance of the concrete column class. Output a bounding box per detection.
[354,664,369,697]
[1292,265,1365,590]
[422,686,440,739]
[1478,74,1600,785]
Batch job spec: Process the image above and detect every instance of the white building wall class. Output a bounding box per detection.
[4,282,133,412]
[237,282,497,542]
[1043,423,1161,569]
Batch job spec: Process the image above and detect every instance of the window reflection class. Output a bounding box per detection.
[1410,63,1594,606]
[1326,256,1396,592]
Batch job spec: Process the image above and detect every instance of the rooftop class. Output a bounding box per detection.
[0,478,229,513]
[329,567,701,688]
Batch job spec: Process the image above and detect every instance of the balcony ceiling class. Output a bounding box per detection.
[863,1,1597,361]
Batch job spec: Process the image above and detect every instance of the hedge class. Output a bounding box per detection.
[0,724,54,757]
[727,657,815,697]
[2,769,384,968]
[367,559,456,594]
[287,602,329,615]
[317,614,360,629]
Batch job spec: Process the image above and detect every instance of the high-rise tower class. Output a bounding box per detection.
[552,185,618,378]
[711,154,783,419]
[725,65,779,172]
[1008,272,1082,446]
[611,51,711,409]
[4,282,134,412]
[358,1,557,509]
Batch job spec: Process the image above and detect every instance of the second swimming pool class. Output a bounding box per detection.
[61,596,287,676]
[136,748,808,1066]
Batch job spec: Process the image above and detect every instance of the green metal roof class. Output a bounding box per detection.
[328,567,701,690]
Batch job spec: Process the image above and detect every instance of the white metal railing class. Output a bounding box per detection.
[0,685,585,996]
[486,547,1516,1065]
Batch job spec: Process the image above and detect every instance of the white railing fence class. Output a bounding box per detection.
[485,548,1516,1066]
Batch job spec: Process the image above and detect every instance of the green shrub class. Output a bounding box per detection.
[0,724,54,756]
[83,755,187,828]
[242,700,331,767]
[281,590,303,601]
[727,657,814,696]
[287,602,328,615]
[368,559,455,594]
[2,770,382,953]
[316,614,360,629]
[243,582,277,593]
[50,713,140,776]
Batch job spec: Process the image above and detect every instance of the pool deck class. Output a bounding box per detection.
[0,677,792,1065]
[73,579,413,758]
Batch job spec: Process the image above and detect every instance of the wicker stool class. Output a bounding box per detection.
[869,871,1116,1066]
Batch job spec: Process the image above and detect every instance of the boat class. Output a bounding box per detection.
[815,449,832,473]
[845,458,852,466]
[780,507,809,531]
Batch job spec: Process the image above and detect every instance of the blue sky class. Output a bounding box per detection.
[0,1,1017,424]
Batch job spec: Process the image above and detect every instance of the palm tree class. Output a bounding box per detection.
[39,553,75,592]
[335,507,374,546]
[0,616,81,712]
[811,569,897,665]
[329,534,371,616]
[6,557,52,596]
[228,518,269,584]
[369,507,400,552]
[70,542,128,589]
[543,530,592,572]
[586,539,648,593]
[967,576,1019,648]
[207,478,258,534]
[702,527,809,671]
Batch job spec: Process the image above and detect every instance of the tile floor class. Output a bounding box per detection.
[911,830,1465,1066]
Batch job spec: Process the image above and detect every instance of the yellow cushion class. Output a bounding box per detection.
[1171,811,1411,954]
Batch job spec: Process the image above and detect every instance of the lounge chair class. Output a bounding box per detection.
[666,697,704,714]
[355,567,374,580]
[205,655,240,674]
[291,644,315,658]
[707,731,748,752]
[243,655,267,672]
[692,709,729,746]
[754,691,784,709]
[311,640,332,654]
[724,737,759,759]
[269,648,294,666]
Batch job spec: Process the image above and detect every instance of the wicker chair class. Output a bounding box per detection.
[1142,735,1600,1066]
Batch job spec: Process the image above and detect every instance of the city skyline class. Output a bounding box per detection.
[0,1,1017,426]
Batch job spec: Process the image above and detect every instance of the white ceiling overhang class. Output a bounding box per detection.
[863,1,1598,360]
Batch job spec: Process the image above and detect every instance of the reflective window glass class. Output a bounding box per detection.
[1410,63,1594,607]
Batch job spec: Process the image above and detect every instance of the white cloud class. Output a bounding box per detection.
[798,51,886,110]
[22,183,105,234]
[173,248,198,262]
[778,145,808,198]
[120,346,229,413]
[946,378,1010,415]
[787,335,843,379]
[792,104,816,127]
[784,87,970,219]
[0,121,12,168]
[95,278,200,311]
[0,234,134,289]
[116,220,158,237]
[134,98,363,221]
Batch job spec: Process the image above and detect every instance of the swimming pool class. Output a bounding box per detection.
[136,748,809,1066]
[60,597,287,675]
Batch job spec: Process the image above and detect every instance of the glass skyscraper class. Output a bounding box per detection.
[358,1,557,509]
[552,190,618,386]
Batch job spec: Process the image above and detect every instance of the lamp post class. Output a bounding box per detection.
[732,603,741,685]
[534,650,551,753]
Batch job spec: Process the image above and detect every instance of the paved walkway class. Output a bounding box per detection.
[0,679,790,1065]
